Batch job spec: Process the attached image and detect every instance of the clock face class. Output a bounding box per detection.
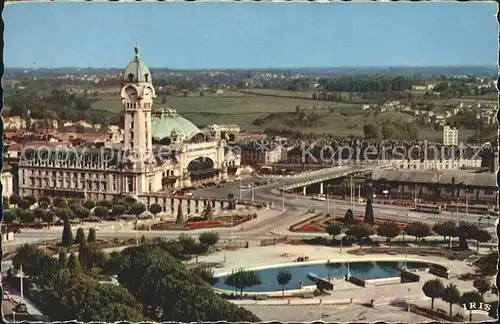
[126,87,137,100]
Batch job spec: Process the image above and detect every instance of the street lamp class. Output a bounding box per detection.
[19,264,24,305]
[281,181,285,212]
[407,288,411,312]
[326,184,333,215]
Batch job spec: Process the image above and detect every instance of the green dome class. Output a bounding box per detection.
[151,108,202,140]
[123,43,152,83]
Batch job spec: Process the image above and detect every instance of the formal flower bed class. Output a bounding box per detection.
[300,224,324,232]
[186,220,224,228]
[147,214,254,231]
[293,213,409,233]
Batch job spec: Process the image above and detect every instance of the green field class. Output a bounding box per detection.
[90,89,481,139]
[92,91,363,132]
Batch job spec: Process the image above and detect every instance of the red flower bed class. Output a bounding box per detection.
[186,220,224,228]
[300,224,324,232]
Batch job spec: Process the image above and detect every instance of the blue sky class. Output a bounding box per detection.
[4,2,498,69]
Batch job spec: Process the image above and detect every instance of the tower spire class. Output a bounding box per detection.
[134,41,140,59]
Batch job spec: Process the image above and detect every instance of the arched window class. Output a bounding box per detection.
[144,73,149,82]
[127,73,134,82]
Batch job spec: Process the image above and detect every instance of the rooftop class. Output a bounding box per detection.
[371,169,496,187]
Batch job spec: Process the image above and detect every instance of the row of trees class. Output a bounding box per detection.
[4,88,111,124]
[5,194,216,225]
[10,227,259,322]
[422,278,497,320]
[363,119,419,141]
[323,199,491,251]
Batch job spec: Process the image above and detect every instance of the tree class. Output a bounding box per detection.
[473,278,491,298]
[83,200,96,210]
[75,206,90,223]
[3,209,16,222]
[190,242,210,263]
[58,199,69,209]
[363,198,374,226]
[376,222,401,246]
[432,221,456,246]
[33,207,44,222]
[422,278,445,310]
[441,283,461,319]
[97,199,113,209]
[363,123,380,139]
[190,265,218,285]
[23,195,37,205]
[404,221,431,245]
[198,231,219,247]
[9,194,21,206]
[452,221,481,250]
[62,214,74,247]
[56,207,75,221]
[67,252,82,272]
[460,291,483,321]
[69,200,82,213]
[140,234,147,244]
[17,199,31,210]
[38,196,51,209]
[112,203,128,218]
[149,203,163,218]
[130,202,147,219]
[176,204,185,224]
[13,244,61,289]
[93,206,109,222]
[225,268,263,297]
[76,227,86,245]
[276,269,292,299]
[88,227,97,243]
[471,229,491,252]
[117,245,260,322]
[326,223,342,240]
[345,223,375,247]
[58,250,68,268]
[19,210,35,224]
[42,210,55,227]
[344,209,354,223]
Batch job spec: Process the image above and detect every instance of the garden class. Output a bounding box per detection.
[137,202,257,231]
[287,198,493,258]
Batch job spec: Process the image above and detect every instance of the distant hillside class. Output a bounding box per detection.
[4,65,497,78]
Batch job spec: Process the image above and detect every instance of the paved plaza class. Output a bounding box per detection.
[198,243,497,322]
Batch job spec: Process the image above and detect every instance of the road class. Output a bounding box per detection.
[3,166,497,251]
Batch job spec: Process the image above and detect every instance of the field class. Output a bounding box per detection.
[90,89,481,139]
[92,90,366,133]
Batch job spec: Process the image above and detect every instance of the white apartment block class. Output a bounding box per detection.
[443,126,459,146]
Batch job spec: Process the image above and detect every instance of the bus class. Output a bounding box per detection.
[411,204,441,214]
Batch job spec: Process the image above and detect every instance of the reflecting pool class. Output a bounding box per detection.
[214,260,432,293]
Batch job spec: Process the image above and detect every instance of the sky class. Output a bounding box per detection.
[4,2,499,69]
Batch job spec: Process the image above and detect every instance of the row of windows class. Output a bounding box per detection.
[25,177,113,192]
[22,170,111,180]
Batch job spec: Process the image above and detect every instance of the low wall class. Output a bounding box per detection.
[364,277,401,286]
[346,275,366,287]
[401,270,420,283]
[230,297,358,307]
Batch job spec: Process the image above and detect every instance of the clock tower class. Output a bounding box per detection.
[120,42,156,166]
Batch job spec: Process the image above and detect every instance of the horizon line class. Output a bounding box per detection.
[5,64,498,71]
